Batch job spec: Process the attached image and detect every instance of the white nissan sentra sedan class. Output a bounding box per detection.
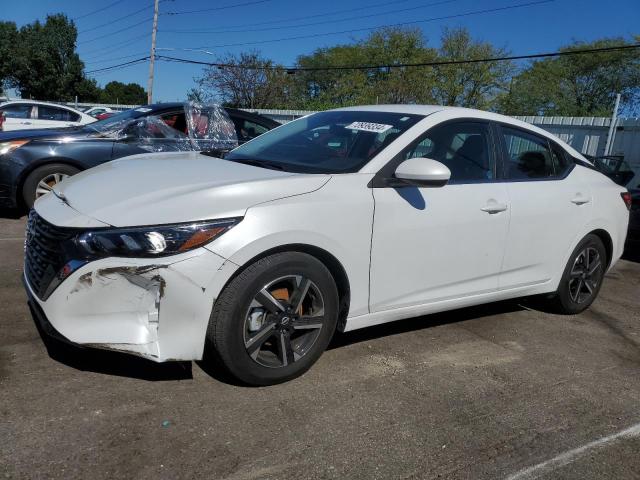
[24,105,631,385]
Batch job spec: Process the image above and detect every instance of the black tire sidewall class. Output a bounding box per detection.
[22,164,80,208]
[209,253,339,386]
[555,234,607,314]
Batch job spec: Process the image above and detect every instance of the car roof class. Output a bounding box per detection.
[334,104,588,162]
[0,100,86,114]
[224,107,281,127]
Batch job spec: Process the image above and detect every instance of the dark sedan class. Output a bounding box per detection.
[0,103,279,209]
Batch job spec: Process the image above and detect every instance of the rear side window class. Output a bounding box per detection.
[1,104,32,119]
[502,127,555,179]
[233,118,269,142]
[401,121,495,182]
[37,106,80,122]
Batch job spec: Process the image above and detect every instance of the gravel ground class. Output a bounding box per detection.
[1,212,639,480]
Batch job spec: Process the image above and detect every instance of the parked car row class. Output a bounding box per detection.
[21,105,632,385]
[0,102,279,208]
[0,100,97,131]
[80,106,114,118]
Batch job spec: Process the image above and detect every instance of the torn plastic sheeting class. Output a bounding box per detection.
[88,102,238,153]
[186,102,238,152]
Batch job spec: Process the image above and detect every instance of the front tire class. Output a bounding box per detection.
[22,164,79,208]
[547,234,607,314]
[205,252,339,386]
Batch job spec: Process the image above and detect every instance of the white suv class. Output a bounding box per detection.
[0,100,95,131]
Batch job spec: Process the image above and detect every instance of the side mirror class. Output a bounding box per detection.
[393,158,451,187]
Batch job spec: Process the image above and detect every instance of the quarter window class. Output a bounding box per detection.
[234,119,269,142]
[549,143,572,176]
[401,122,495,182]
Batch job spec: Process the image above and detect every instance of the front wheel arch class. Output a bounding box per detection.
[16,158,85,209]
[223,244,351,331]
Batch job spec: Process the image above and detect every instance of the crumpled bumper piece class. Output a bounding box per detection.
[25,248,237,362]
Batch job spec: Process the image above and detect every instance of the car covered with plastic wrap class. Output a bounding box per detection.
[0,102,278,208]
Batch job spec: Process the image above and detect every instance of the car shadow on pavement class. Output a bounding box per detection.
[33,319,193,382]
[0,207,25,219]
[328,300,524,350]
[32,299,525,385]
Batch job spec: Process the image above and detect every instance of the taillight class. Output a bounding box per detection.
[621,192,632,211]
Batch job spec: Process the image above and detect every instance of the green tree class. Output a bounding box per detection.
[75,78,103,103]
[99,81,147,105]
[9,14,85,100]
[291,27,511,110]
[293,28,438,109]
[432,27,514,110]
[500,37,640,116]
[0,22,18,95]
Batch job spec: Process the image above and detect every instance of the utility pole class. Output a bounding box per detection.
[604,93,621,156]
[147,0,159,104]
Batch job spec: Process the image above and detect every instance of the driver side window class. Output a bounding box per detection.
[402,121,495,183]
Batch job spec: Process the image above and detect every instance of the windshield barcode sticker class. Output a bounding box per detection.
[345,122,393,133]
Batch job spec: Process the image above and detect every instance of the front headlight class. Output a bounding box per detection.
[0,140,29,155]
[75,217,241,258]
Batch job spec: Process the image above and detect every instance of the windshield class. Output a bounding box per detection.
[223,110,424,173]
[85,108,148,133]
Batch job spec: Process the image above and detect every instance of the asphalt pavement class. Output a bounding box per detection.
[1,212,639,480]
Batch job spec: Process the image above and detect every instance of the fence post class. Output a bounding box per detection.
[604,93,621,156]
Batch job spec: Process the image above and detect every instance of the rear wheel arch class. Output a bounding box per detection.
[589,228,613,269]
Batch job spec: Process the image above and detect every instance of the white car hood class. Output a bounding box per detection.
[44,151,330,227]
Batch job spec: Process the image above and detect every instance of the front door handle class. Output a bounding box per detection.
[571,196,591,205]
[481,203,508,214]
[20,121,32,125]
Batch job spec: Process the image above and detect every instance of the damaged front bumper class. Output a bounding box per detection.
[24,247,239,362]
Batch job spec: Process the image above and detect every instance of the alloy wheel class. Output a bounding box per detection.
[567,247,603,304]
[35,173,69,199]
[243,275,326,368]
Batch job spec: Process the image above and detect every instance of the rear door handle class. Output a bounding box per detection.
[481,203,508,214]
[20,121,32,125]
[571,196,590,205]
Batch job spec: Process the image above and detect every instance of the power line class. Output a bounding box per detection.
[161,0,462,35]
[160,0,554,51]
[80,17,153,45]
[156,44,640,72]
[80,33,151,56]
[163,0,275,15]
[199,0,414,30]
[199,0,416,30]
[84,52,151,65]
[78,3,155,34]
[72,0,128,21]
[85,57,150,75]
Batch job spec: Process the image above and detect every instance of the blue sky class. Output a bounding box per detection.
[4,0,640,103]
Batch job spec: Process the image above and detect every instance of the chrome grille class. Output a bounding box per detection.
[24,210,78,300]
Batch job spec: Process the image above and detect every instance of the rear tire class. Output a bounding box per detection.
[204,252,339,386]
[547,234,607,314]
[22,164,79,208]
